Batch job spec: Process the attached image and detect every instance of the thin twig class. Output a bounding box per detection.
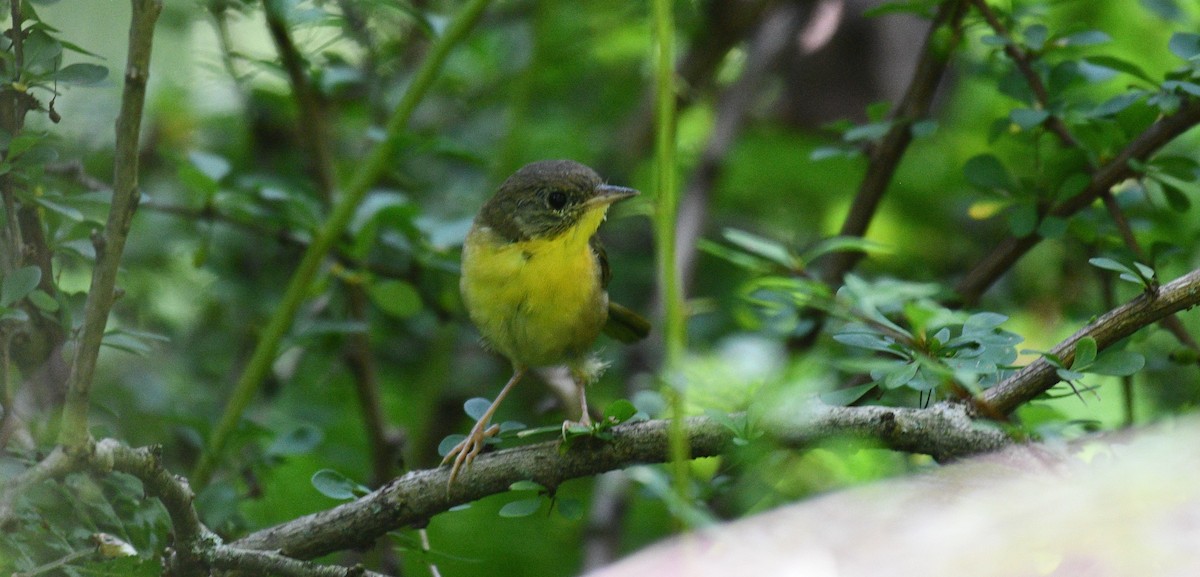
[968,0,1082,150]
[344,285,398,488]
[262,0,336,200]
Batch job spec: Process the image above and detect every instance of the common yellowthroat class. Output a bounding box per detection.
[444,160,649,485]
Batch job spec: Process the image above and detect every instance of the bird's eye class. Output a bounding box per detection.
[547,191,568,210]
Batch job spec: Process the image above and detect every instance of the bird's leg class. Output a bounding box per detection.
[575,373,592,427]
[443,366,526,486]
[561,366,593,436]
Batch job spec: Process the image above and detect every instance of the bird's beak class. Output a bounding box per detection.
[589,184,639,207]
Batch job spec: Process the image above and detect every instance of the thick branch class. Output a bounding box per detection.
[207,548,388,577]
[57,0,162,448]
[234,404,1009,559]
[981,268,1200,415]
[821,0,967,284]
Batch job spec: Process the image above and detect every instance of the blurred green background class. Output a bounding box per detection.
[4,0,1200,575]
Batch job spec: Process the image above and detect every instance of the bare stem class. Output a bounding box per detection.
[57,0,162,449]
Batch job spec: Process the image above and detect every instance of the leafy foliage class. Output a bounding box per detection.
[3,1,1200,576]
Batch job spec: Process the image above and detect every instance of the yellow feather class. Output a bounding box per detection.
[460,206,610,368]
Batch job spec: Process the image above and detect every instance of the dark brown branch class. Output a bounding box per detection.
[981,267,1200,415]
[821,0,968,284]
[234,404,1010,560]
[956,98,1200,304]
[344,285,401,488]
[262,0,337,201]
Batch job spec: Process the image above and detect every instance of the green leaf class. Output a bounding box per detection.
[1083,56,1156,84]
[1163,80,1200,97]
[964,312,1008,330]
[32,196,85,221]
[722,228,796,269]
[498,497,542,518]
[267,424,323,456]
[1010,108,1050,129]
[349,191,415,234]
[843,120,893,142]
[22,28,62,69]
[818,382,877,406]
[1088,92,1145,117]
[810,145,857,161]
[1142,0,1183,20]
[911,119,938,138]
[1088,257,1135,276]
[1132,261,1156,281]
[368,279,423,318]
[882,361,920,389]
[509,480,545,492]
[1060,30,1110,47]
[1,266,41,307]
[437,434,465,457]
[832,332,901,355]
[27,289,59,312]
[464,397,492,420]
[311,469,362,500]
[697,238,769,272]
[1156,180,1193,212]
[556,497,584,521]
[799,236,892,263]
[963,154,1013,192]
[1036,216,1067,239]
[188,150,231,182]
[1007,202,1038,237]
[1072,337,1097,369]
[1168,32,1200,61]
[1056,173,1090,200]
[101,329,169,356]
[1024,24,1048,51]
[51,62,108,85]
[602,399,638,424]
[1088,350,1145,376]
[0,308,29,322]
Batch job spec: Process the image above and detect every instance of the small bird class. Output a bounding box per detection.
[445,159,649,485]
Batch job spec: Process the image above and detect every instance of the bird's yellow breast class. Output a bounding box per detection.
[460,209,609,368]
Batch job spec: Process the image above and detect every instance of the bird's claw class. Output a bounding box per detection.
[442,420,500,487]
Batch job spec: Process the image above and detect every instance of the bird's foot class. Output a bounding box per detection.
[442,420,500,487]
[560,413,594,437]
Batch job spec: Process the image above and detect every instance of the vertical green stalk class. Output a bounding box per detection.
[58,0,162,449]
[652,0,690,522]
[191,0,492,487]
